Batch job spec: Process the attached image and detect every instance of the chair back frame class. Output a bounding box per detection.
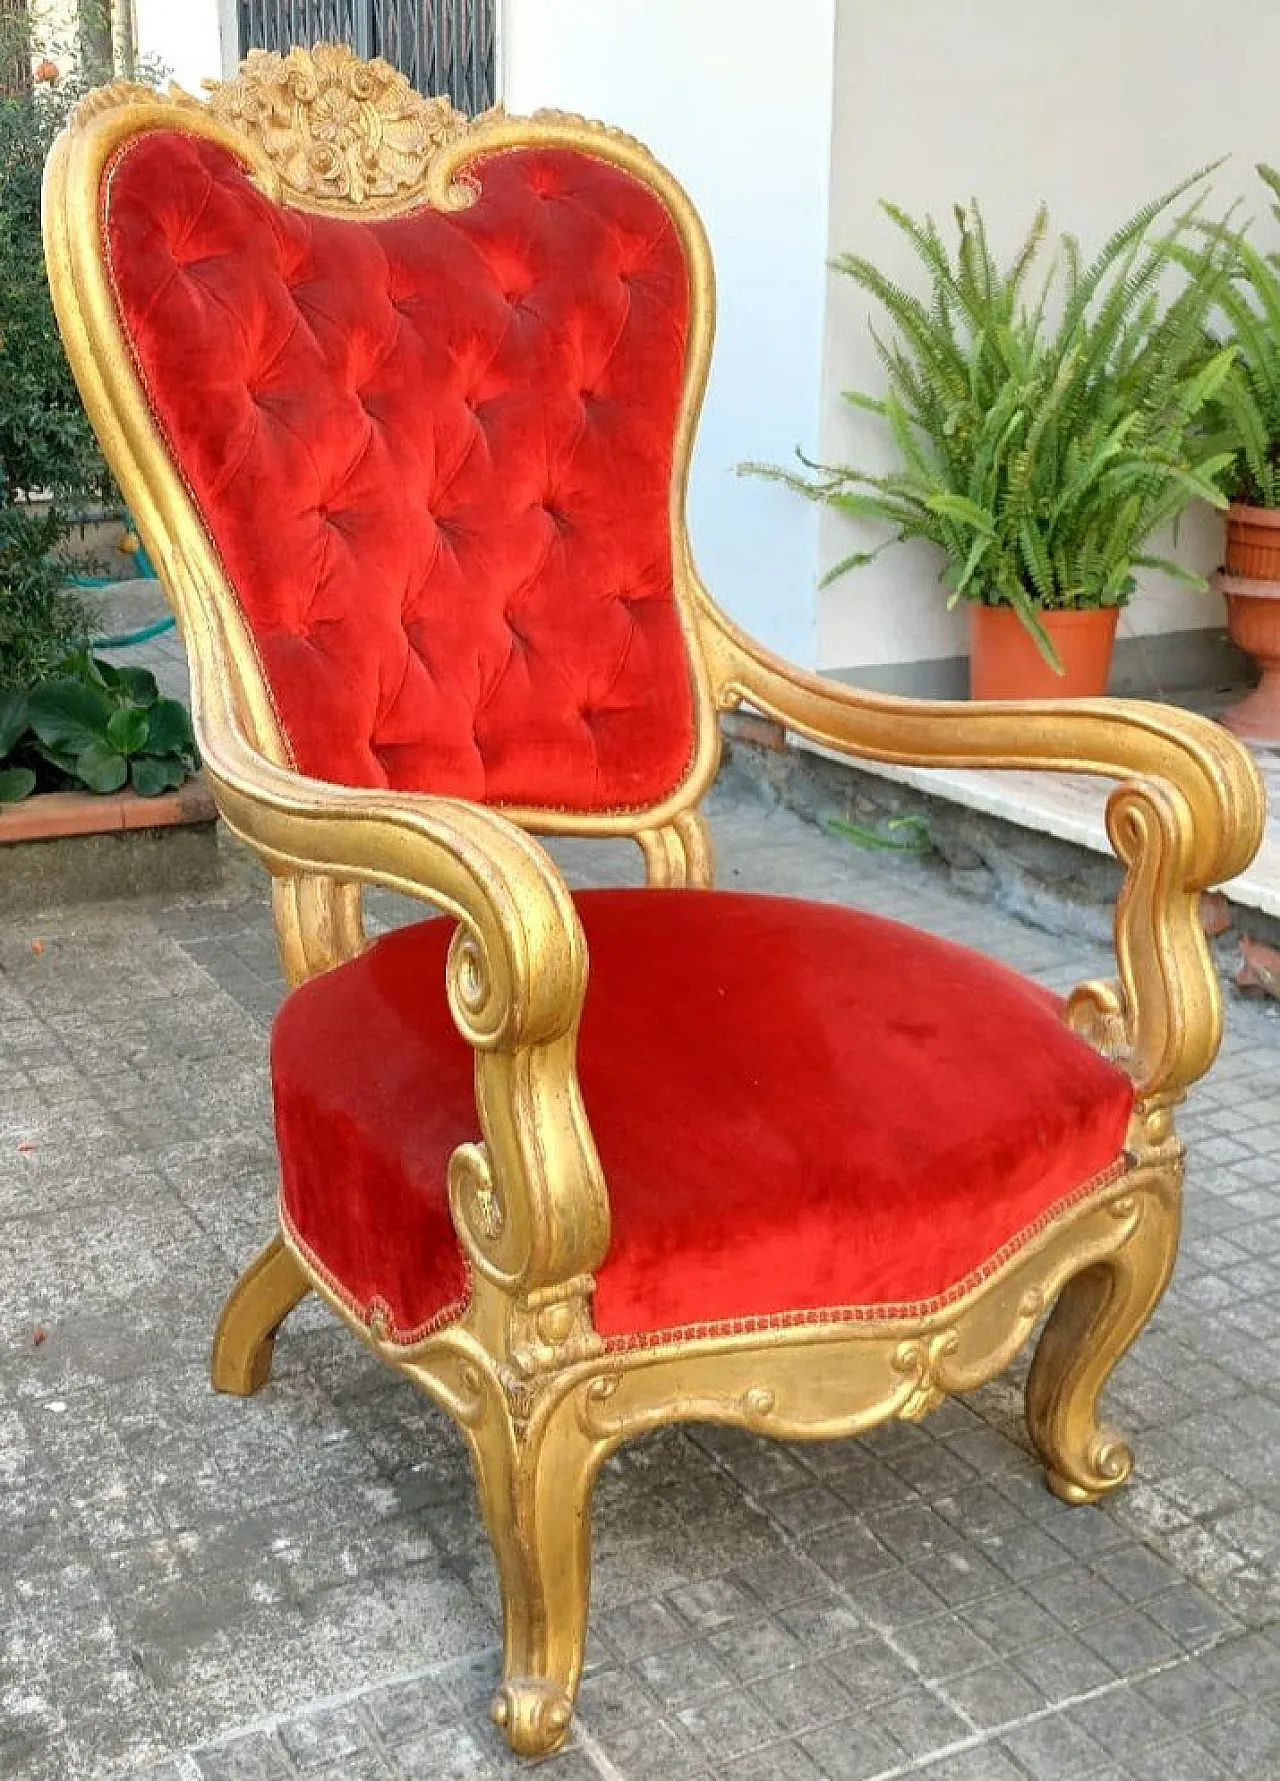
[45,45,723,881]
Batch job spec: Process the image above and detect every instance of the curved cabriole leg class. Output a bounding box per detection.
[466,1400,605,1758]
[211,1235,311,1395]
[1026,1176,1181,1504]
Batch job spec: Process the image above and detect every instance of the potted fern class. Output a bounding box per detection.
[744,174,1238,698]
[1181,165,1280,742]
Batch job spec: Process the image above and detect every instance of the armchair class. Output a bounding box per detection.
[44,46,1265,1759]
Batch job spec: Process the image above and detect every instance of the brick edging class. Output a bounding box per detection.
[0,773,216,844]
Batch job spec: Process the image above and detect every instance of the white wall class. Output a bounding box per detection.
[503,0,837,664]
[133,0,225,89]
[818,0,1280,679]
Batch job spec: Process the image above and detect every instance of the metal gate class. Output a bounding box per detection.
[238,0,496,112]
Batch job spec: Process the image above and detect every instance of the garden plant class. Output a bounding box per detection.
[744,170,1241,689]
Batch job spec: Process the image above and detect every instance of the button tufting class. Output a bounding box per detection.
[105,128,696,813]
[172,251,228,276]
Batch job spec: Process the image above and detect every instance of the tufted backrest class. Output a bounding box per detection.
[100,127,697,812]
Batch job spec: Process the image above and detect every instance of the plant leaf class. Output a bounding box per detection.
[0,766,37,803]
[0,689,30,758]
[130,755,185,797]
[113,664,160,706]
[926,492,996,536]
[144,699,194,757]
[829,814,932,854]
[31,740,79,775]
[27,680,113,755]
[73,741,129,794]
[106,706,149,756]
[68,651,118,689]
[1132,554,1210,590]
[842,389,890,416]
[818,549,884,587]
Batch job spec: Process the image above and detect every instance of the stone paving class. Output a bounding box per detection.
[2,771,1279,1780]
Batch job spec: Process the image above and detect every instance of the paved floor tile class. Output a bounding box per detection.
[2,773,1277,1778]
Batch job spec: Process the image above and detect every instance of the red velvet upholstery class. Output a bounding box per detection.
[272,890,1134,1349]
[101,130,695,810]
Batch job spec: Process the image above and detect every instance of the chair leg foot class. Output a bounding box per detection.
[466,1399,604,1759]
[211,1234,311,1396]
[491,1679,574,1759]
[1026,1181,1180,1504]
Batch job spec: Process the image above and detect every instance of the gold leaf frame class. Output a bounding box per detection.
[43,47,1266,1760]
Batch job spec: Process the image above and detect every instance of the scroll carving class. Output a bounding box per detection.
[70,79,199,129]
[892,1330,960,1420]
[1065,976,1131,1066]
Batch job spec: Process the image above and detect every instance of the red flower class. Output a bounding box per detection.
[34,58,59,84]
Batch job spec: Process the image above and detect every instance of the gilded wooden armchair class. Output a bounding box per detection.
[45,46,1265,1759]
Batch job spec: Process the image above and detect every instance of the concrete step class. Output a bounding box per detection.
[724,715,1280,998]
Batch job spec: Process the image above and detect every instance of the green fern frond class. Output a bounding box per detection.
[1060,162,1221,338]
[1006,202,1049,302]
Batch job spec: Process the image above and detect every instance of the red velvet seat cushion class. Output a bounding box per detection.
[101,130,695,810]
[272,890,1133,1348]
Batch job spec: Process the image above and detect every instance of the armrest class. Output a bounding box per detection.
[702,597,1267,1104]
[189,613,609,1307]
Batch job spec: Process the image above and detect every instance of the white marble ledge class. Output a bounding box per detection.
[795,736,1280,921]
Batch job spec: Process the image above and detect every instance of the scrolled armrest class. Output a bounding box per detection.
[206,734,586,1055]
[703,602,1263,889]
[191,633,609,1303]
[702,598,1267,1102]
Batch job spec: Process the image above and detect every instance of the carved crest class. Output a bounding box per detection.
[66,46,661,222]
[202,42,479,206]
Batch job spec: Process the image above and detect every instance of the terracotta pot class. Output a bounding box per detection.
[1225,502,1280,580]
[969,606,1119,700]
[1219,575,1280,746]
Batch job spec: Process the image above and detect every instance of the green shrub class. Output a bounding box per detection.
[0,16,115,687]
[0,651,197,803]
[0,66,110,502]
[0,502,88,688]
